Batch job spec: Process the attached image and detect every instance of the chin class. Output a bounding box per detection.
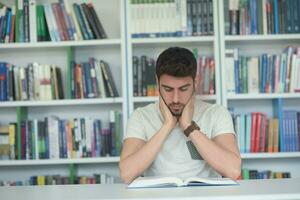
[171,110,183,117]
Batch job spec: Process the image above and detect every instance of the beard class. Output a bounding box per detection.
[168,103,185,117]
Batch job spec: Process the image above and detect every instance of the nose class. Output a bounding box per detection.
[172,90,179,103]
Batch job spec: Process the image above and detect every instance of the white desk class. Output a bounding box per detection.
[0,178,300,200]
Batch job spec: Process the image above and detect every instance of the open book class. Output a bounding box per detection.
[127,176,239,188]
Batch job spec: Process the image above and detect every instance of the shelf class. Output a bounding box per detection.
[0,98,124,107]
[241,152,300,159]
[131,36,215,45]
[0,157,120,166]
[225,34,300,42]
[133,95,217,103]
[227,93,300,100]
[0,39,121,49]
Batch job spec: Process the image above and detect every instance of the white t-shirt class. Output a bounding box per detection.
[124,100,236,179]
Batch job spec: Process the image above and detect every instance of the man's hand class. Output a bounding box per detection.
[159,96,177,129]
[179,95,195,131]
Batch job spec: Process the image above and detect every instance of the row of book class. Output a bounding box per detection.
[193,48,215,95]
[226,0,300,35]
[240,169,291,180]
[71,58,119,99]
[130,0,214,38]
[0,0,107,43]
[225,47,300,94]
[0,173,116,186]
[132,51,215,97]
[132,55,156,97]
[0,111,122,160]
[0,62,64,101]
[232,111,300,153]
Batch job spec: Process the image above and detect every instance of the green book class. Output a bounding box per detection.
[242,169,250,180]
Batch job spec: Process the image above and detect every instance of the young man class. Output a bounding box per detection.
[119,47,241,184]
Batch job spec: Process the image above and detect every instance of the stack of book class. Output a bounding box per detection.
[132,55,156,97]
[0,62,64,101]
[0,111,123,160]
[225,47,300,94]
[241,169,291,180]
[71,58,119,99]
[193,48,215,95]
[232,110,300,153]
[226,0,300,35]
[133,49,215,97]
[0,173,116,186]
[0,0,107,43]
[130,0,214,38]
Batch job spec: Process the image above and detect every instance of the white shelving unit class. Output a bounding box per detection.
[218,0,300,178]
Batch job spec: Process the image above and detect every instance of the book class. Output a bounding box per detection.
[127,176,238,188]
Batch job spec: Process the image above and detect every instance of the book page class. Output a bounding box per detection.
[184,177,238,186]
[128,176,184,188]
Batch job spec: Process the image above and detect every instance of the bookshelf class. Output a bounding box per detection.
[126,0,221,113]
[0,0,300,185]
[0,0,127,184]
[218,0,300,179]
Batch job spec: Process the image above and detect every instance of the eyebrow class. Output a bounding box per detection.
[161,84,191,90]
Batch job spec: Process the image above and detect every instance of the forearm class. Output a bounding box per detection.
[119,125,173,184]
[189,131,241,179]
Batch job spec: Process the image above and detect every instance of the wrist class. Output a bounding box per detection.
[183,121,200,137]
[163,123,175,132]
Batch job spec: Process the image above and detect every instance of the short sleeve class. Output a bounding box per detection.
[124,109,147,141]
[211,105,236,138]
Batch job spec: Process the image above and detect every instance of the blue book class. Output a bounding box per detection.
[262,54,268,93]
[95,120,102,157]
[240,114,246,153]
[5,9,12,42]
[273,99,285,152]
[58,120,64,158]
[250,0,257,34]
[73,3,89,40]
[273,0,279,34]
[279,54,286,93]
[0,62,7,101]
[292,111,298,152]
[246,114,252,153]
[294,0,300,33]
[187,0,193,36]
[294,111,299,151]
[83,62,94,98]
[233,49,240,93]
[62,120,68,158]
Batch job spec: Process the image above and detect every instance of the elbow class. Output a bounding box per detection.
[229,155,242,180]
[119,161,135,184]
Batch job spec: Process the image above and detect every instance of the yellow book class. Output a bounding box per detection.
[37,176,45,185]
[267,119,274,152]
[8,124,16,159]
[273,119,279,152]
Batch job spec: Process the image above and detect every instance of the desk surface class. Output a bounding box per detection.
[0,178,300,200]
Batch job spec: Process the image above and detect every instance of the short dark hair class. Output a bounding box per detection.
[156,47,197,80]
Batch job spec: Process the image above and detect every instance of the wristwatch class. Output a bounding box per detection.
[184,121,200,137]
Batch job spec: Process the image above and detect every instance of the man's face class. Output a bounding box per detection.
[158,74,195,117]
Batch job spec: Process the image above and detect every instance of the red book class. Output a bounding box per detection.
[259,114,267,152]
[9,14,15,42]
[250,113,257,152]
[54,3,69,41]
[51,3,66,41]
[255,113,262,153]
